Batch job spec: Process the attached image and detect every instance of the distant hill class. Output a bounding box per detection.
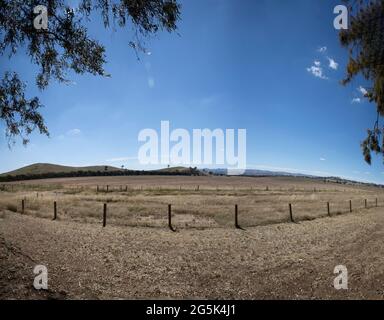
[204,168,313,177]
[0,163,120,177]
[157,166,205,174]
[0,163,204,182]
[203,168,384,188]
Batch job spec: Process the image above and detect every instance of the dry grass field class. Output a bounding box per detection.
[1,175,384,299]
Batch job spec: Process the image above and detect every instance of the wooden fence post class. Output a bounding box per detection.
[168,204,176,232]
[53,201,57,220]
[103,203,107,227]
[97,185,99,192]
[365,199,367,209]
[21,199,25,214]
[289,203,294,223]
[350,200,352,213]
[106,185,109,193]
[376,198,378,207]
[235,204,240,229]
[327,202,331,217]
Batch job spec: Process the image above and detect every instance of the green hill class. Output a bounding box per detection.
[0,163,120,177]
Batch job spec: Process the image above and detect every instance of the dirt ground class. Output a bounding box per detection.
[1,176,384,299]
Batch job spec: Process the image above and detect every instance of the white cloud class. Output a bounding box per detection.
[317,46,327,53]
[327,57,339,70]
[314,60,321,67]
[57,129,82,140]
[320,157,326,161]
[66,129,81,136]
[200,95,218,106]
[144,62,151,71]
[147,77,155,88]
[306,65,328,80]
[358,86,368,96]
[351,98,361,104]
[106,157,137,162]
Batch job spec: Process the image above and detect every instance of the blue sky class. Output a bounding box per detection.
[1,0,384,183]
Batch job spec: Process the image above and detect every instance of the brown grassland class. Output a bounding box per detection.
[1,175,384,299]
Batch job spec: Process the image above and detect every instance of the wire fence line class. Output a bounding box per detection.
[11,195,384,231]
[1,183,382,194]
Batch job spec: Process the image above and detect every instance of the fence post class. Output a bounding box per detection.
[235,204,240,229]
[103,203,107,227]
[327,202,331,217]
[21,199,25,214]
[97,185,99,192]
[376,198,378,207]
[350,200,352,213]
[53,201,57,220]
[168,204,176,232]
[365,199,367,209]
[289,203,294,223]
[106,185,109,193]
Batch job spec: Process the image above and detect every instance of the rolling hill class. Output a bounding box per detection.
[0,163,121,177]
[0,163,204,181]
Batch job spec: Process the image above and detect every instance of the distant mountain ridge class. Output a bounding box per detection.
[0,163,203,182]
[0,163,121,177]
[203,168,384,188]
[204,168,311,177]
[1,163,382,188]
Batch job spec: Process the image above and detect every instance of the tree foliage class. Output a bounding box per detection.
[0,0,181,145]
[339,0,384,164]
[0,72,49,145]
